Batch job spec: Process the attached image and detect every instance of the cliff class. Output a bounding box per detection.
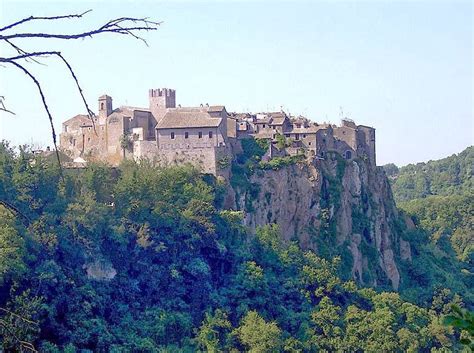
[226,154,411,290]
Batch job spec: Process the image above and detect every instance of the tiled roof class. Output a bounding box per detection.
[63,114,92,125]
[156,109,222,129]
[270,116,287,125]
[208,105,225,113]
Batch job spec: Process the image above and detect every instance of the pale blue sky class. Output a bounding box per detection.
[0,0,472,165]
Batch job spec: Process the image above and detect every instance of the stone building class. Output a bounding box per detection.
[59,87,376,175]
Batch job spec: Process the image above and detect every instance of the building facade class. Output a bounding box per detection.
[59,88,376,175]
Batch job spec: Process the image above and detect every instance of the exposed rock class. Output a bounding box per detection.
[85,259,117,281]
[349,233,363,283]
[400,239,412,262]
[229,156,406,290]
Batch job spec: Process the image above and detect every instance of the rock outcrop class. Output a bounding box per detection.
[229,155,410,290]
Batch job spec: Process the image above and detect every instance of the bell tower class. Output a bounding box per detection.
[98,95,113,118]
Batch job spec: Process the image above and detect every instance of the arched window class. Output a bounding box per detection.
[101,102,104,110]
[345,150,352,159]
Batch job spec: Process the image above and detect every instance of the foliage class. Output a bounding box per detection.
[384,146,473,203]
[443,304,474,349]
[0,141,470,351]
[258,155,304,171]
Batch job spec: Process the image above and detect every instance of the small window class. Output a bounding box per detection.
[88,127,91,131]
[101,103,104,110]
[198,132,202,139]
[303,134,306,138]
[185,132,189,139]
[209,131,213,138]
[323,138,326,143]
[272,126,276,130]
[345,150,352,159]
[171,132,175,139]
[87,137,91,142]
[308,142,312,145]
[295,134,300,140]
[263,124,266,128]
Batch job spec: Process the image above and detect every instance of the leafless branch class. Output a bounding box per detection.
[0,9,92,32]
[0,10,160,167]
[0,14,161,45]
[1,51,96,131]
[6,61,61,167]
[0,96,16,114]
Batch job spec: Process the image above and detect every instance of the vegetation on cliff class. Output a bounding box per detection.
[0,141,472,351]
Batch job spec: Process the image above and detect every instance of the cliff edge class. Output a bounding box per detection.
[226,154,411,290]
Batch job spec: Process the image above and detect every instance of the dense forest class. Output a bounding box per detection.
[384,147,473,266]
[0,141,472,352]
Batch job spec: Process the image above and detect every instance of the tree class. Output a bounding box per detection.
[0,10,160,163]
[233,310,283,353]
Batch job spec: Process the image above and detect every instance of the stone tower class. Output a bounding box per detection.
[98,95,113,119]
[149,88,176,123]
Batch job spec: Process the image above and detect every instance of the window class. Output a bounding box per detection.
[295,134,300,140]
[198,131,202,139]
[303,134,306,138]
[185,132,189,139]
[263,124,266,128]
[101,103,104,110]
[308,142,312,145]
[87,137,91,142]
[209,131,213,138]
[323,138,326,143]
[345,150,352,159]
[171,132,175,139]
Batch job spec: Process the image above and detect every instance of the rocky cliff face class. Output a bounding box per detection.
[226,155,410,290]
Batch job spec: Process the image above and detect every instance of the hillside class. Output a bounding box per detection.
[384,147,473,265]
[0,141,472,351]
[384,146,473,203]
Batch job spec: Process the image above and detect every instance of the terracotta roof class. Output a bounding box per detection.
[156,110,222,129]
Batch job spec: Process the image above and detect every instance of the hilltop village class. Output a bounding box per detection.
[59,88,376,175]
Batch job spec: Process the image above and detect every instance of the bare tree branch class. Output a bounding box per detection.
[1,51,96,131]
[0,16,161,45]
[0,96,16,114]
[0,10,160,168]
[6,60,61,167]
[0,9,92,32]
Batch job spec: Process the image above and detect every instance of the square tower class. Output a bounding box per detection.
[149,88,176,123]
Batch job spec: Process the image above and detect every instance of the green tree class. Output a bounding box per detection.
[234,310,282,353]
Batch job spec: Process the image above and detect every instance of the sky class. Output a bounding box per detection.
[0,0,472,166]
